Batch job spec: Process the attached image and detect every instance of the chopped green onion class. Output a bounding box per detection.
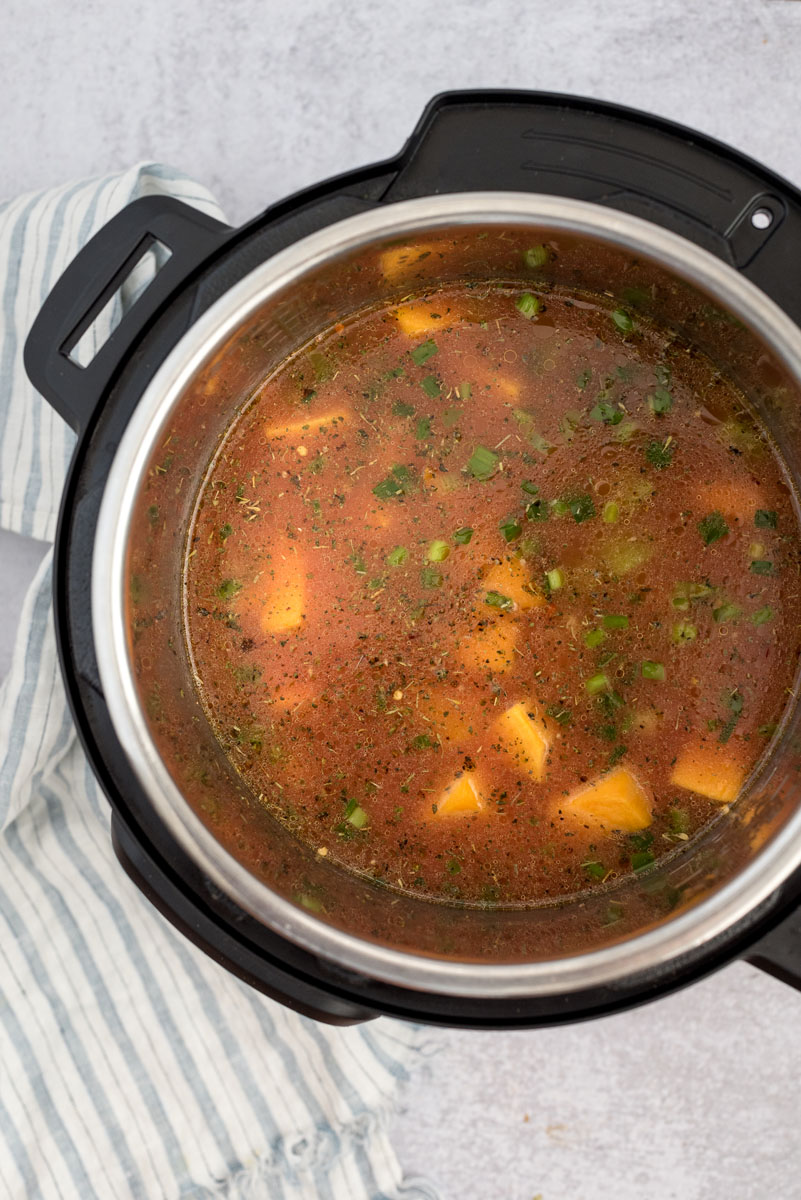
[421,375,441,398]
[645,439,674,469]
[713,602,741,623]
[499,517,522,543]
[485,590,513,610]
[750,559,774,575]
[584,629,606,649]
[521,480,539,496]
[755,509,777,529]
[585,673,610,695]
[393,400,416,417]
[420,566,443,589]
[458,381,472,400]
[410,339,437,366]
[576,368,592,391]
[602,614,629,630]
[672,621,698,643]
[698,511,729,545]
[631,850,655,872]
[346,803,369,829]
[583,861,607,881]
[642,660,666,681]
[216,578,242,601]
[672,580,713,609]
[522,245,548,268]
[427,539,450,562]
[386,546,408,567]
[751,606,774,625]
[468,445,499,480]
[559,493,595,523]
[612,308,634,333]
[590,401,624,426]
[516,292,542,318]
[546,567,564,591]
[298,893,323,912]
[655,364,672,387]
[668,808,690,834]
[453,526,474,545]
[648,388,673,415]
[415,416,432,439]
[616,420,639,443]
[526,498,550,522]
[602,500,619,524]
[758,722,778,737]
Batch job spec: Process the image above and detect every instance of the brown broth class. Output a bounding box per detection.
[184,284,801,906]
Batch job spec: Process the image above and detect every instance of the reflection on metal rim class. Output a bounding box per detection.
[92,193,801,999]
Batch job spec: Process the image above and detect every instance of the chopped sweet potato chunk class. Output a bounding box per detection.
[434,772,485,816]
[395,300,451,337]
[457,619,517,674]
[670,741,745,804]
[560,766,652,831]
[481,557,545,611]
[415,690,473,746]
[264,410,350,443]
[260,570,305,634]
[495,701,552,781]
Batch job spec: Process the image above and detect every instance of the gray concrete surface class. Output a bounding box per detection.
[3,2,801,1196]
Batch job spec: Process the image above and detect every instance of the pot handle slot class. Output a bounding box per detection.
[24,196,232,436]
[744,903,801,992]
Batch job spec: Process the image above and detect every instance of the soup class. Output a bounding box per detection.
[184,273,801,907]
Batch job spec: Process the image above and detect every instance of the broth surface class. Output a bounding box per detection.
[185,281,801,906]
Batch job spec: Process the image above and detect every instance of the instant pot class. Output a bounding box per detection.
[23,91,801,1025]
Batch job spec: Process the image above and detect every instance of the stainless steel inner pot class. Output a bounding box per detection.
[93,193,801,999]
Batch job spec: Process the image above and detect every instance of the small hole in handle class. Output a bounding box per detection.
[751,207,774,231]
[66,238,172,368]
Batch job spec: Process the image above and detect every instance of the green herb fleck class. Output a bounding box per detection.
[545,704,571,726]
[453,527,474,545]
[393,400,416,417]
[386,546,408,567]
[755,509,777,529]
[645,439,674,469]
[526,498,550,522]
[416,416,432,439]
[750,559,774,575]
[751,606,774,625]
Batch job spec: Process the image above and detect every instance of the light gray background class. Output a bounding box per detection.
[3,1,801,1197]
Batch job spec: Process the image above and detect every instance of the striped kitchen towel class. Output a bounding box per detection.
[0,166,438,1200]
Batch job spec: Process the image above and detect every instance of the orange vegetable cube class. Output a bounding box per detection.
[457,619,517,674]
[259,568,305,634]
[481,557,545,612]
[435,773,484,816]
[495,701,552,781]
[560,766,652,831]
[264,410,350,443]
[395,300,449,337]
[670,741,745,804]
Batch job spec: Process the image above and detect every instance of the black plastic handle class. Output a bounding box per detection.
[24,196,232,435]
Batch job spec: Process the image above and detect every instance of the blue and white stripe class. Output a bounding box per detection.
[0,166,439,1200]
